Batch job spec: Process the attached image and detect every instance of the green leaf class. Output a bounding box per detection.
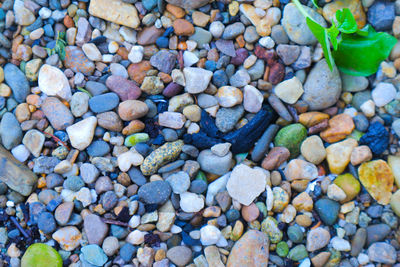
[335,8,357,34]
[76,86,93,98]
[21,244,63,267]
[332,28,397,76]
[311,0,319,8]
[327,24,340,50]
[306,17,335,71]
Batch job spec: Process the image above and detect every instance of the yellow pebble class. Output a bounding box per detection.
[228,1,239,16]
[0,84,11,97]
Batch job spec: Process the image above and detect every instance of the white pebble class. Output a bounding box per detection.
[102,54,114,62]
[357,253,369,265]
[170,225,182,234]
[360,100,375,117]
[259,36,275,49]
[209,21,225,38]
[11,144,30,162]
[6,201,14,207]
[372,82,396,107]
[128,215,141,228]
[183,51,199,67]
[108,41,119,54]
[128,45,144,63]
[38,7,51,19]
[200,225,222,246]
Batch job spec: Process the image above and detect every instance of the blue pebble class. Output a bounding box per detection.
[46,196,62,212]
[0,9,5,21]
[143,0,157,10]
[88,92,119,113]
[212,69,228,87]
[54,131,68,142]
[156,36,169,48]
[120,243,137,262]
[38,212,57,234]
[152,134,165,145]
[44,24,55,38]
[205,60,217,72]
[181,231,201,246]
[157,101,168,113]
[8,229,20,239]
[163,26,174,37]
[86,140,110,157]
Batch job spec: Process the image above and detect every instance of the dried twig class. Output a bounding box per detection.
[10,217,30,238]
[39,130,70,151]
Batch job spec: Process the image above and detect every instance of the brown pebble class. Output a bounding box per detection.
[241,203,260,222]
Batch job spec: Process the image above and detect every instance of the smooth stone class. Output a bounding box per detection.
[341,72,368,92]
[84,214,109,245]
[368,242,396,264]
[81,245,108,266]
[41,97,74,130]
[88,0,140,28]
[197,149,233,175]
[0,112,22,150]
[63,46,95,76]
[22,129,45,157]
[226,230,269,267]
[226,164,267,205]
[166,246,192,266]
[21,244,62,267]
[4,63,30,103]
[52,226,82,251]
[366,224,391,245]
[306,227,330,252]
[180,191,204,212]
[282,3,327,45]
[38,64,71,101]
[302,59,342,110]
[274,76,304,104]
[89,93,119,113]
[215,105,244,133]
[315,198,340,225]
[274,123,307,157]
[138,181,172,205]
[66,116,97,150]
[70,92,90,117]
[183,67,213,94]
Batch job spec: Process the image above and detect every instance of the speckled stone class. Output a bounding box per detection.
[140,140,184,175]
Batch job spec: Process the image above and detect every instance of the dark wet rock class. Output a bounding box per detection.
[138,181,172,205]
[359,122,389,154]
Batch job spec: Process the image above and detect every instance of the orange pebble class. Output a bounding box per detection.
[177,41,187,50]
[63,15,74,28]
[26,94,41,107]
[78,2,86,9]
[37,177,47,189]
[197,58,206,68]
[236,35,245,48]
[317,165,326,176]
[61,99,70,108]
[166,4,186,19]
[263,66,270,81]
[117,47,129,60]
[158,72,172,83]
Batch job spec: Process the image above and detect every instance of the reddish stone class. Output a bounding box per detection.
[137,26,165,45]
[268,63,285,85]
[105,75,141,101]
[261,147,290,170]
[128,61,152,84]
[64,46,95,75]
[172,19,195,36]
[230,48,248,65]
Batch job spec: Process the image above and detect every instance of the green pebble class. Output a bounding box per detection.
[276,241,289,257]
[235,152,248,164]
[21,243,62,267]
[288,244,308,261]
[124,133,149,147]
[287,225,304,243]
[195,171,207,183]
[261,216,283,243]
[255,202,267,218]
[348,129,364,141]
[274,123,307,157]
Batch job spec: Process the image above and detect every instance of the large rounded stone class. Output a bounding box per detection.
[227,230,269,267]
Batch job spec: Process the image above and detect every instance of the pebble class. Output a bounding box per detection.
[274,123,307,157]
[84,214,109,245]
[306,227,330,252]
[138,181,172,205]
[226,164,267,205]
[0,112,23,150]
[81,245,108,266]
[315,198,340,225]
[226,230,269,267]
[183,67,213,94]
[302,59,342,110]
[52,226,82,251]
[167,246,192,266]
[180,192,204,212]
[282,3,327,45]
[197,149,233,175]
[367,242,396,264]
[4,63,30,103]
[41,97,74,130]
[372,82,396,107]
[89,93,119,113]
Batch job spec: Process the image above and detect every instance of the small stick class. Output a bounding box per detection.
[10,217,30,238]
[39,130,70,151]
[101,218,130,228]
